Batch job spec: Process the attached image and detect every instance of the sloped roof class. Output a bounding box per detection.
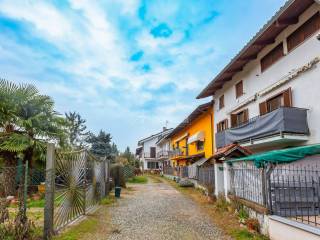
[209,144,252,160]
[166,101,213,139]
[138,128,173,146]
[197,0,315,99]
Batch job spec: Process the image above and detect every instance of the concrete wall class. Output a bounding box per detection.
[269,216,320,240]
[213,3,320,152]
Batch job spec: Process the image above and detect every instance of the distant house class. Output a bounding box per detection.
[197,0,320,153]
[167,101,214,167]
[136,128,173,171]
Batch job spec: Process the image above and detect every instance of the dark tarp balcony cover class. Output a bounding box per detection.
[215,107,309,149]
[227,144,320,168]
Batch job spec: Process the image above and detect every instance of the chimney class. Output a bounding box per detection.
[163,126,167,132]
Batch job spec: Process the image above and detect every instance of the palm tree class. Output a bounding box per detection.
[0,79,66,195]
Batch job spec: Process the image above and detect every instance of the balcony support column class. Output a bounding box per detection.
[223,162,231,201]
[214,162,225,197]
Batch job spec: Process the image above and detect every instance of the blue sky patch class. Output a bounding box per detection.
[130,50,144,61]
[150,23,173,38]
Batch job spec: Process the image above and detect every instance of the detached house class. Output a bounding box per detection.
[136,128,172,171]
[198,0,320,153]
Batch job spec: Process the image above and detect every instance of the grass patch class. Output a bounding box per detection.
[100,196,116,205]
[231,229,269,240]
[127,176,148,184]
[53,216,99,240]
[28,198,45,208]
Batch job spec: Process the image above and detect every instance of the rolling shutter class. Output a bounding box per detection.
[283,88,292,107]
[231,114,237,128]
[259,102,267,115]
[243,109,249,123]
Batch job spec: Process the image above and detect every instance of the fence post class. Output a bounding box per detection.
[261,167,267,207]
[23,160,29,217]
[44,143,55,240]
[82,152,87,215]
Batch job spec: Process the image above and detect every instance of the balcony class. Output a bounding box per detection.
[169,148,186,158]
[216,107,309,149]
[144,152,156,159]
[156,150,171,160]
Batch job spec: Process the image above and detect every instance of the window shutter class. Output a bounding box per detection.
[231,114,237,128]
[259,102,267,115]
[243,109,249,123]
[283,88,292,107]
[224,119,228,129]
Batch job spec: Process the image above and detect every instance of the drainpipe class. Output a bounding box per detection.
[210,111,214,156]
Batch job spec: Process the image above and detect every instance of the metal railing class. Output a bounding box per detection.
[198,166,215,188]
[169,149,186,158]
[230,160,320,227]
[269,163,320,227]
[156,150,172,159]
[144,152,156,158]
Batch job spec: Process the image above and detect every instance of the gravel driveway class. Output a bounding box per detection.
[108,178,228,240]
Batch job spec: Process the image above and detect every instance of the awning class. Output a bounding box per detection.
[190,157,209,167]
[175,133,188,142]
[227,144,320,168]
[187,131,204,144]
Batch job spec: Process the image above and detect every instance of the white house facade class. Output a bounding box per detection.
[136,128,172,170]
[198,0,320,153]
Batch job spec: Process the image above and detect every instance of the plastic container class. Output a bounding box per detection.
[115,186,121,198]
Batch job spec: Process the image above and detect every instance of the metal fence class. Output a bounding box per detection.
[230,161,265,206]
[163,166,174,175]
[230,160,320,227]
[269,163,320,227]
[198,166,215,187]
[44,144,110,238]
[123,165,135,180]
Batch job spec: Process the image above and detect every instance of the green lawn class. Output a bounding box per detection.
[127,176,148,184]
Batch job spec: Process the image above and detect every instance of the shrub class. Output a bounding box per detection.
[110,164,126,188]
[246,218,260,233]
[0,198,37,240]
[179,179,194,187]
[238,206,249,224]
[215,194,230,212]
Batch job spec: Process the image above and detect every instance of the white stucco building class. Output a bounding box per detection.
[198,0,320,153]
[136,128,172,170]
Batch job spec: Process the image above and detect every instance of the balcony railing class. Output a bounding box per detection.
[144,152,156,159]
[156,150,171,159]
[216,107,309,149]
[169,148,186,158]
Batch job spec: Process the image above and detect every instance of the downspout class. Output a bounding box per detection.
[210,110,214,157]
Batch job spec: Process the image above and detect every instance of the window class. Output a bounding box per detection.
[217,119,228,132]
[219,95,225,109]
[287,12,320,52]
[259,88,292,115]
[196,141,204,151]
[150,147,156,158]
[231,109,249,128]
[147,162,159,169]
[261,43,284,72]
[235,81,244,98]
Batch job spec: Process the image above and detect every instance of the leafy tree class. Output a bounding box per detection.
[86,130,112,158]
[65,111,88,149]
[121,146,139,168]
[0,79,66,195]
[110,143,119,163]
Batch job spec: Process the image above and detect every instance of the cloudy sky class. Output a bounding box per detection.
[0,0,286,151]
